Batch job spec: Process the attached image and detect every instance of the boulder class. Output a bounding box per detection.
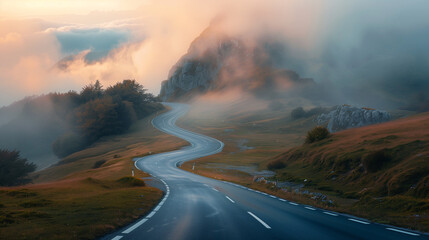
[316,105,391,132]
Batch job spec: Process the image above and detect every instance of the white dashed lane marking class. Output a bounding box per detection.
[323,212,338,217]
[348,218,370,225]
[248,212,271,229]
[111,236,123,240]
[305,207,316,211]
[226,196,235,203]
[289,202,299,206]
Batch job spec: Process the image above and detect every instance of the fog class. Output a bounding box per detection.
[182,0,429,110]
[1,0,428,167]
[0,96,69,169]
[1,0,428,108]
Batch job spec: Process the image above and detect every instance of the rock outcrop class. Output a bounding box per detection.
[316,105,391,132]
[159,22,315,101]
[159,29,241,100]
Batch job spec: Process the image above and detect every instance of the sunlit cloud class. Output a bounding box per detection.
[0,0,428,109]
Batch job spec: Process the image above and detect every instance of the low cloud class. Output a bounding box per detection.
[54,27,132,63]
[0,0,428,110]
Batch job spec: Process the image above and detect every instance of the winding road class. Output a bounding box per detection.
[102,103,427,240]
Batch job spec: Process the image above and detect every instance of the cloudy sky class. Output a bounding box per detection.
[0,0,219,106]
[0,0,428,108]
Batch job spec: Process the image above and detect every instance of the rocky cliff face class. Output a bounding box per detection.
[159,23,315,101]
[316,105,391,132]
[159,29,241,100]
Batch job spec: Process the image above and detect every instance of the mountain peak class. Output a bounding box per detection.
[160,24,315,102]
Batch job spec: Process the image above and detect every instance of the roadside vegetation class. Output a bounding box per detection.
[178,101,428,232]
[0,111,187,239]
[304,126,330,144]
[267,113,429,231]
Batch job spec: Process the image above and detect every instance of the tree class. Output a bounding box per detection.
[105,80,156,118]
[0,149,36,186]
[51,80,162,158]
[80,80,104,103]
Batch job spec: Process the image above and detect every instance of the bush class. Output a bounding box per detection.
[305,126,331,144]
[363,149,392,172]
[267,160,286,170]
[117,177,145,187]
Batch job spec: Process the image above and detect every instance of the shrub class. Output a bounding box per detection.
[363,149,392,172]
[305,126,331,144]
[117,177,145,187]
[267,160,286,170]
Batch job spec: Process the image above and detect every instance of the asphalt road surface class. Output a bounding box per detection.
[102,103,428,240]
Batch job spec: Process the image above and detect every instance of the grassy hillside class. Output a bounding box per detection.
[178,101,427,231]
[177,99,320,174]
[269,112,429,199]
[265,112,429,231]
[0,112,187,239]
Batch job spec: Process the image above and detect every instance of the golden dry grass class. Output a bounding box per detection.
[0,111,187,239]
[179,106,429,232]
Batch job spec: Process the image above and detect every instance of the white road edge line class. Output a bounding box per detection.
[122,218,148,234]
[121,161,170,234]
[111,236,123,240]
[386,228,420,236]
[289,202,299,206]
[212,188,219,192]
[146,211,156,218]
[348,218,370,225]
[305,207,316,211]
[323,212,338,216]
[279,199,286,202]
[269,195,277,198]
[226,196,235,203]
[247,211,271,229]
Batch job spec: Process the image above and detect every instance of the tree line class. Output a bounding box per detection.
[52,80,163,158]
[0,80,162,186]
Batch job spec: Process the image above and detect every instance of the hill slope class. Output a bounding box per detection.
[270,112,429,198]
[267,112,429,230]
